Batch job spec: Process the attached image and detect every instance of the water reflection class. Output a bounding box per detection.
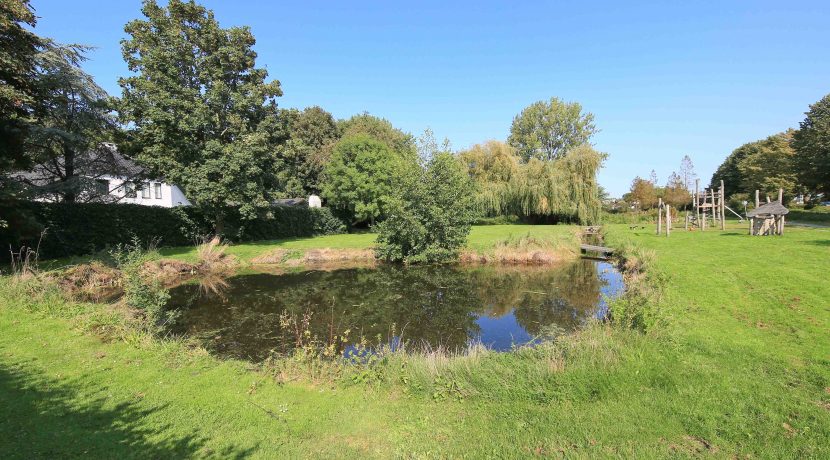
[167,260,623,361]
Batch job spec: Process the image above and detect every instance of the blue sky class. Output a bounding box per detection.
[30,0,829,196]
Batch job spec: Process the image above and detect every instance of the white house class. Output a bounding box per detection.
[15,144,191,207]
[96,175,191,208]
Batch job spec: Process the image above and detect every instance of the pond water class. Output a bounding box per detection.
[167,259,623,361]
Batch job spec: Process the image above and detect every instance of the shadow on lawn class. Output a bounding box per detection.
[0,363,255,459]
[803,239,830,247]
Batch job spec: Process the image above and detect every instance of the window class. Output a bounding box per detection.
[141,183,151,199]
[125,182,136,198]
[154,183,162,199]
[94,179,109,196]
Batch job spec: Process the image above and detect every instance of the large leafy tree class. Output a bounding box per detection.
[19,44,118,203]
[792,93,830,195]
[376,152,475,264]
[712,131,799,200]
[117,0,284,232]
[0,0,43,174]
[278,106,339,196]
[322,134,411,226]
[508,97,597,162]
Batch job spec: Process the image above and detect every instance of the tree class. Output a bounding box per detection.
[277,106,339,196]
[679,155,697,191]
[117,0,284,233]
[625,177,658,210]
[18,44,118,203]
[416,127,451,166]
[0,0,43,175]
[712,131,799,200]
[648,169,658,185]
[508,97,597,161]
[793,93,830,195]
[321,134,411,226]
[736,131,798,201]
[338,113,415,157]
[663,172,690,208]
[376,152,475,264]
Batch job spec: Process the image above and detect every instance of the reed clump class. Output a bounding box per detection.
[460,231,579,265]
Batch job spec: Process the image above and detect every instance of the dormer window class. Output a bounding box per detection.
[154,183,162,199]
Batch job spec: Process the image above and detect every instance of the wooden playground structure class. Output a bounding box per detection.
[656,179,786,237]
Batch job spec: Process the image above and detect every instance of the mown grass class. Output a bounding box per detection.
[2,222,829,457]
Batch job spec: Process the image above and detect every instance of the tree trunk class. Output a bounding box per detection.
[62,145,77,203]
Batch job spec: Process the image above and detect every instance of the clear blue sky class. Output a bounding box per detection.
[30,0,829,196]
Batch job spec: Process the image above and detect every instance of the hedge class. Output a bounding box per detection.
[0,201,346,260]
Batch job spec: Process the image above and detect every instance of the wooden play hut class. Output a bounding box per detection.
[747,192,788,236]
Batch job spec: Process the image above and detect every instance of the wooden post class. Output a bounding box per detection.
[780,215,785,235]
[755,190,759,208]
[657,198,662,235]
[666,205,671,237]
[685,210,689,230]
[749,217,754,235]
[720,180,726,230]
[714,188,719,227]
[778,188,783,203]
[695,179,700,228]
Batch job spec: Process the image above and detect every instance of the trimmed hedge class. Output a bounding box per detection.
[1,201,345,260]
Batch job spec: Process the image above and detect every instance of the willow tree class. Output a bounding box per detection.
[457,140,520,216]
[460,141,604,224]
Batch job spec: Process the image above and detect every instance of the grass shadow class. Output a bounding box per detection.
[0,362,255,459]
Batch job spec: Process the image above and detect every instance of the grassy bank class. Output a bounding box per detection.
[788,206,830,225]
[2,223,829,457]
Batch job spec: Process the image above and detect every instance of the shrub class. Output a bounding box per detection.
[0,201,346,260]
[110,238,172,332]
[376,153,476,264]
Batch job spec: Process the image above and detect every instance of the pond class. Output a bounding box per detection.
[167,259,623,361]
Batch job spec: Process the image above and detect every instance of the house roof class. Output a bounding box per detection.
[747,201,789,217]
[272,198,307,207]
[13,143,147,187]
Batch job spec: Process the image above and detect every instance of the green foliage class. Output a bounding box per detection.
[712,131,800,201]
[337,113,416,157]
[117,0,285,229]
[625,176,658,210]
[375,153,475,263]
[508,97,597,161]
[277,106,339,196]
[21,44,117,203]
[0,0,43,173]
[662,172,690,208]
[793,93,830,195]
[110,238,172,331]
[322,134,411,225]
[0,201,345,260]
[459,141,604,224]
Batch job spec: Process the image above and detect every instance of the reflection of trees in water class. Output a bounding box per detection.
[465,261,603,336]
[167,261,606,360]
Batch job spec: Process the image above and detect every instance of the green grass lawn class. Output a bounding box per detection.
[154,224,578,263]
[2,222,829,458]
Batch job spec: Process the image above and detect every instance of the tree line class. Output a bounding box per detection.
[0,0,604,262]
[710,96,830,206]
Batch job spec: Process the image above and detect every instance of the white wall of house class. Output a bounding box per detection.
[101,176,191,207]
